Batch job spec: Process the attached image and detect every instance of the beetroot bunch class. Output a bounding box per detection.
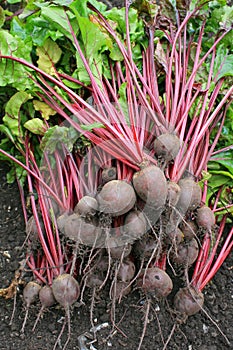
[0,1,232,349]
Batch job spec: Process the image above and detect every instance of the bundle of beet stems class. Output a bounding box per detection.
[0,1,232,349]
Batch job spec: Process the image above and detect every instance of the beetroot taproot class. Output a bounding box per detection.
[21,281,41,333]
[180,220,198,240]
[32,285,56,332]
[64,213,103,246]
[123,210,147,241]
[117,259,136,282]
[137,267,173,297]
[196,205,215,231]
[171,238,199,266]
[175,178,202,215]
[167,181,181,207]
[133,165,168,208]
[154,133,180,162]
[52,274,80,308]
[97,180,136,216]
[74,196,98,217]
[174,286,204,316]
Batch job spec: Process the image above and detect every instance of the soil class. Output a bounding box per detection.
[0,1,232,349]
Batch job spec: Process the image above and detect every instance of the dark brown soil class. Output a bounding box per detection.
[0,162,232,350]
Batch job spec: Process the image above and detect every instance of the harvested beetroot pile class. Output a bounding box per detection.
[0,1,232,349]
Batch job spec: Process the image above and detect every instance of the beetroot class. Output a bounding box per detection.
[166,225,184,245]
[174,286,204,316]
[64,213,103,246]
[171,238,199,266]
[57,212,69,235]
[137,267,173,297]
[86,272,105,288]
[180,220,198,240]
[97,180,136,216]
[102,166,117,183]
[74,196,98,217]
[117,259,136,282]
[108,242,132,260]
[123,210,147,241]
[133,165,168,208]
[167,181,181,207]
[52,274,80,308]
[154,133,180,162]
[21,281,41,333]
[133,235,158,259]
[32,285,56,332]
[196,205,215,231]
[175,178,202,216]
[52,274,80,350]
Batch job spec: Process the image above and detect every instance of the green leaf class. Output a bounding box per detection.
[6,162,27,187]
[209,151,233,175]
[0,124,15,144]
[33,100,57,120]
[36,38,62,75]
[207,174,230,188]
[80,122,105,131]
[209,170,233,180]
[69,0,107,17]
[5,91,30,119]
[40,125,79,153]
[40,5,78,41]
[24,118,46,135]
[76,15,111,60]
[3,91,31,138]
[216,55,233,80]
[0,6,5,28]
[0,30,33,89]
[52,0,73,5]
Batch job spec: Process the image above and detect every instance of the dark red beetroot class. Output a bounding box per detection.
[133,235,158,260]
[57,212,69,235]
[137,267,173,298]
[123,210,147,241]
[196,205,215,231]
[108,241,132,260]
[21,281,41,333]
[132,165,168,209]
[166,224,184,245]
[171,238,199,266]
[117,259,136,282]
[97,180,136,216]
[74,196,98,217]
[102,166,117,183]
[174,178,202,218]
[167,181,181,207]
[51,274,80,350]
[180,220,198,240]
[52,274,80,308]
[174,286,204,317]
[64,213,103,247]
[154,133,180,162]
[32,285,56,332]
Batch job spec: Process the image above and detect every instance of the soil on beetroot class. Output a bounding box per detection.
[0,163,232,350]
